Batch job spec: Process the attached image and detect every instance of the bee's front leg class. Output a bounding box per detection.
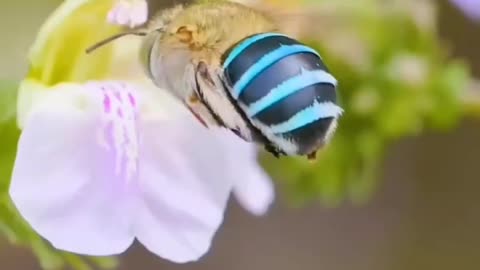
[185,95,208,128]
[185,93,223,128]
[182,62,222,128]
[307,151,317,161]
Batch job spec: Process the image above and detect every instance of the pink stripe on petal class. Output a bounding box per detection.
[117,108,124,118]
[11,78,272,262]
[93,81,140,183]
[103,94,111,113]
[128,93,136,106]
[114,90,123,102]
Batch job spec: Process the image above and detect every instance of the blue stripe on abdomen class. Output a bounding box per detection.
[254,82,336,126]
[279,117,335,155]
[221,32,342,155]
[223,35,299,88]
[222,32,287,68]
[231,44,320,99]
[269,101,343,134]
[247,69,337,117]
[237,52,327,106]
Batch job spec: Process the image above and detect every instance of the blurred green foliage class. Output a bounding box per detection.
[261,0,473,206]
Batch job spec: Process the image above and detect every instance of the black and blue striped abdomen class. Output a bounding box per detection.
[221,33,342,156]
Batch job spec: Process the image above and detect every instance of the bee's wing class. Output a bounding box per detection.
[189,61,257,142]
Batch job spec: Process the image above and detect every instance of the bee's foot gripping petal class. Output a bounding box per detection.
[264,143,284,159]
[186,106,209,128]
[307,151,317,162]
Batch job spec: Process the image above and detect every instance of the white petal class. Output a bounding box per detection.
[233,167,275,216]
[222,135,275,216]
[108,0,148,28]
[135,115,236,263]
[16,79,51,130]
[130,0,148,27]
[9,83,140,256]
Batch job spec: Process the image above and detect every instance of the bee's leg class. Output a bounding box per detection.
[193,73,226,127]
[197,61,225,127]
[184,63,222,128]
[264,143,284,159]
[186,98,208,128]
[196,61,216,86]
[197,62,264,143]
[185,62,226,128]
[185,94,222,128]
[307,151,317,161]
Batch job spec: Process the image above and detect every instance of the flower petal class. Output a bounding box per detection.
[233,167,275,216]
[9,83,139,256]
[450,0,480,21]
[129,0,148,27]
[16,79,50,130]
[108,0,148,28]
[28,0,121,84]
[135,115,236,263]
[222,135,275,216]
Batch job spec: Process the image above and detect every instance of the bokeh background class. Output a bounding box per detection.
[1,0,479,269]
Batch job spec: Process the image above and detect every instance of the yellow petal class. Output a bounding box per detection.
[16,79,84,129]
[27,0,122,85]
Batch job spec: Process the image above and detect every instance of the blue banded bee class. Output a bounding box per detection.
[86,0,343,160]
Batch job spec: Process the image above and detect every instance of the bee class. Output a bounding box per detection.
[86,0,343,160]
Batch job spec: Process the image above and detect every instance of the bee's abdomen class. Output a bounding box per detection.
[222,33,342,155]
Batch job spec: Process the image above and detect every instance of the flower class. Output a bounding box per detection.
[9,0,274,263]
[107,0,148,28]
[450,0,480,21]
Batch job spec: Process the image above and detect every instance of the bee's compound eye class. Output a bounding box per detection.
[139,31,162,80]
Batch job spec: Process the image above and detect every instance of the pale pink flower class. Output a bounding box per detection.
[107,0,148,28]
[10,80,274,263]
[450,0,480,21]
[10,0,274,263]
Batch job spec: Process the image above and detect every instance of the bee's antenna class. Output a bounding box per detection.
[85,31,148,54]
